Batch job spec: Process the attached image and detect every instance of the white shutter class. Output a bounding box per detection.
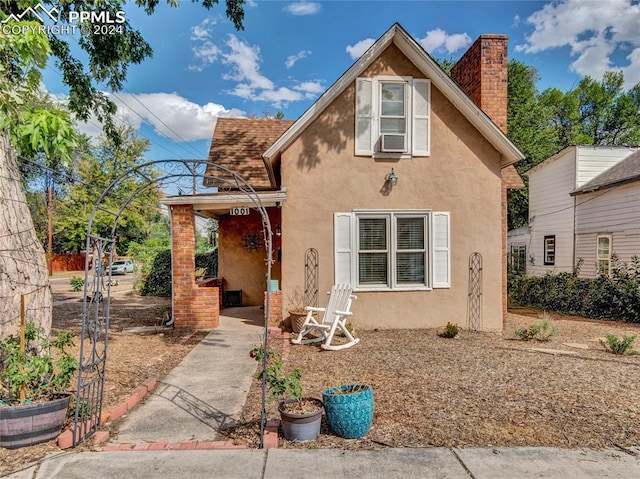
[432,211,450,288]
[355,78,374,156]
[412,79,430,156]
[334,213,353,285]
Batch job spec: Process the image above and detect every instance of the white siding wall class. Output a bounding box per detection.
[528,149,576,275]
[574,181,640,278]
[576,146,638,187]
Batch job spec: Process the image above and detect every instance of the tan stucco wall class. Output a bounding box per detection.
[218,208,281,306]
[280,45,504,331]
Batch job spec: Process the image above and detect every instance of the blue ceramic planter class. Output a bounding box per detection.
[323,384,374,439]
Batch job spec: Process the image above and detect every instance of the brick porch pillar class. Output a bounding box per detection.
[264,290,283,328]
[170,204,219,329]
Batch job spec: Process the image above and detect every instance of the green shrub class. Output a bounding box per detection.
[599,334,636,355]
[141,249,172,296]
[509,257,640,323]
[195,251,218,278]
[137,249,219,297]
[0,323,78,405]
[70,276,84,292]
[438,322,460,339]
[515,313,558,341]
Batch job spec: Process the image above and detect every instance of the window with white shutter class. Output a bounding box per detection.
[354,76,430,157]
[334,210,450,290]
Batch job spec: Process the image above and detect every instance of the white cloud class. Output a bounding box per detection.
[189,17,221,72]
[220,34,324,107]
[222,35,275,91]
[346,38,375,60]
[517,0,640,88]
[188,21,324,108]
[293,81,324,100]
[283,1,321,16]
[285,50,311,69]
[418,28,472,54]
[76,92,245,142]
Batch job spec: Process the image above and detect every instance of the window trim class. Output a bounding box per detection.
[543,235,555,266]
[596,234,612,277]
[354,210,431,292]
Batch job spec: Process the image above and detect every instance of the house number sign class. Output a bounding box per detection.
[230,207,250,216]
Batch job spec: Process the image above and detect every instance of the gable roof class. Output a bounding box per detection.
[204,118,294,189]
[263,22,524,167]
[572,149,640,195]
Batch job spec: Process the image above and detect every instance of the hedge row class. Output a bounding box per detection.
[140,250,218,297]
[509,265,640,323]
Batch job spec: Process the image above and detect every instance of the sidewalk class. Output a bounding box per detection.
[6,445,640,478]
[4,307,640,478]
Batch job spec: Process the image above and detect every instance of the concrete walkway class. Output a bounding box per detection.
[4,306,640,478]
[111,307,263,445]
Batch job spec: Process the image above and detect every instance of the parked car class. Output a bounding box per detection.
[109,259,134,275]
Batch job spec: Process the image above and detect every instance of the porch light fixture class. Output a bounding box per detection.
[275,224,281,236]
[386,168,398,186]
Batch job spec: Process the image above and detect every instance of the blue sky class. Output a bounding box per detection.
[41,0,640,165]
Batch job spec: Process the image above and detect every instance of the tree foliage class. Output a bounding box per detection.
[1,0,245,147]
[54,127,164,253]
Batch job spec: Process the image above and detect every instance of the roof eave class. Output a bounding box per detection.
[571,175,640,196]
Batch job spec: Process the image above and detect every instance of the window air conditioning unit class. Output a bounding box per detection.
[380,133,406,152]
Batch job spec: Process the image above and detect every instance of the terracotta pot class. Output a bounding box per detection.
[0,393,71,449]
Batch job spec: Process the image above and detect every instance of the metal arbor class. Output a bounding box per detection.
[71,159,275,447]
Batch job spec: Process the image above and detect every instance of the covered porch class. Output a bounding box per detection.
[162,190,286,330]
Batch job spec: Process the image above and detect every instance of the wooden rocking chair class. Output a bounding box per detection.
[290,283,359,351]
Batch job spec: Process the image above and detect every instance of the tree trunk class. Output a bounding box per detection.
[0,131,52,339]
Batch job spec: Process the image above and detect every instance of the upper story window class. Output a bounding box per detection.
[379,82,407,151]
[355,76,430,157]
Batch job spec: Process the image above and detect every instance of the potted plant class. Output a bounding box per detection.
[286,288,308,334]
[323,383,374,439]
[250,345,323,441]
[0,321,78,449]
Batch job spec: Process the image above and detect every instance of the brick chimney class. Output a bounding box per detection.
[450,34,508,134]
[451,34,515,327]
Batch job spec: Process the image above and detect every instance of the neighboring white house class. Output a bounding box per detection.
[508,145,639,277]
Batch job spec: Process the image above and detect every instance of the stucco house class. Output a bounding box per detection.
[508,145,639,278]
[162,23,524,332]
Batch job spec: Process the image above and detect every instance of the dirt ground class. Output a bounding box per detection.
[2,292,640,476]
[221,306,640,452]
[1,291,207,477]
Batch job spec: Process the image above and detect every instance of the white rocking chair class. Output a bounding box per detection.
[290,283,359,351]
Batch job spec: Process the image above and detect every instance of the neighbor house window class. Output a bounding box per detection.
[510,243,527,274]
[333,211,450,291]
[355,76,430,157]
[597,234,612,276]
[543,235,555,266]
